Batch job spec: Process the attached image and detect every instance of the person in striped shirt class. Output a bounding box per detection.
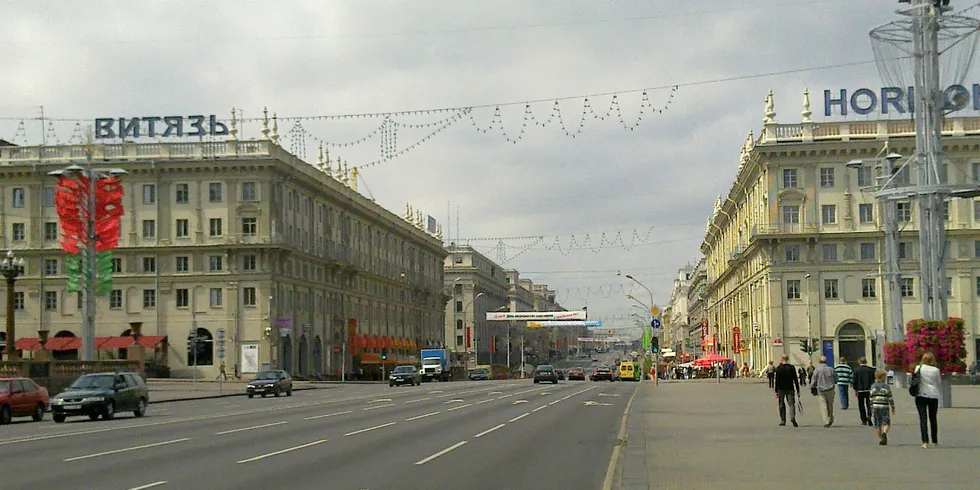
[835,357,853,410]
[870,371,896,445]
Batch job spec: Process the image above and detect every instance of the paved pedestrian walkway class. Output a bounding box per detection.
[148,379,326,403]
[615,378,980,490]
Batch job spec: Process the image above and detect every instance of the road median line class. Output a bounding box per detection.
[344,422,397,436]
[236,439,328,464]
[406,411,441,421]
[304,410,353,420]
[215,421,288,435]
[447,403,472,412]
[64,438,191,462]
[508,413,529,422]
[473,424,505,438]
[415,441,467,465]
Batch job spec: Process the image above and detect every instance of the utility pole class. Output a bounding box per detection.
[804,274,813,361]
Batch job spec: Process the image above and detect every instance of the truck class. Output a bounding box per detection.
[420,349,452,382]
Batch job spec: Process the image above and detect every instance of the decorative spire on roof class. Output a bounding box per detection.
[317,142,325,169]
[764,89,776,124]
[270,113,280,145]
[801,88,812,123]
[405,203,413,221]
[324,148,333,178]
[746,130,754,150]
[228,107,238,141]
[260,107,270,140]
[436,223,443,240]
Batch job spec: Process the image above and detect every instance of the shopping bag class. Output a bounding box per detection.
[797,398,804,414]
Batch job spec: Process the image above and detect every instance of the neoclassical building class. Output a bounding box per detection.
[702,90,980,371]
[0,113,446,379]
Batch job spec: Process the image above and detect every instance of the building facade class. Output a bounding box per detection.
[0,118,446,379]
[663,265,693,357]
[702,90,980,371]
[686,258,708,358]
[443,245,509,374]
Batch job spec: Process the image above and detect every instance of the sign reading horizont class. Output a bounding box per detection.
[486,310,587,321]
[94,115,229,139]
[823,84,980,117]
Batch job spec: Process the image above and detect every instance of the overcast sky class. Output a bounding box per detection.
[3,0,973,337]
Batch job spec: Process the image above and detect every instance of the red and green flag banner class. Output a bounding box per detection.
[55,174,124,296]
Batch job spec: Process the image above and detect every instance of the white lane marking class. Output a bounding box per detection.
[236,439,328,464]
[540,392,552,396]
[474,424,505,438]
[532,405,547,412]
[304,410,353,420]
[598,393,621,397]
[447,403,472,412]
[488,391,502,395]
[64,438,191,462]
[405,397,430,404]
[548,400,562,406]
[583,401,613,406]
[128,482,167,490]
[476,399,494,405]
[215,421,288,435]
[362,404,395,411]
[406,411,441,421]
[344,422,396,436]
[497,393,514,399]
[415,441,467,465]
[369,398,393,403]
[512,400,528,405]
[428,390,444,394]
[445,399,465,404]
[509,413,530,423]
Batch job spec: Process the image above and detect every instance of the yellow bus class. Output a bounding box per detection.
[618,361,640,381]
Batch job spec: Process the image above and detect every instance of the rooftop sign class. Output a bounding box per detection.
[94,115,229,139]
[486,310,586,321]
[824,84,980,117]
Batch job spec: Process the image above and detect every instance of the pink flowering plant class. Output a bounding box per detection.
[883,342,908,371]
[905,318,967,375]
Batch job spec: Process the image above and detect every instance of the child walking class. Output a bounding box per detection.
[870,371,895,445]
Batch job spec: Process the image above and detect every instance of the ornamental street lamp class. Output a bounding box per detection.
[1,250,26,361]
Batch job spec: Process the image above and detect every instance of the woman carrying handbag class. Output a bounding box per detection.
[911,352,942,449]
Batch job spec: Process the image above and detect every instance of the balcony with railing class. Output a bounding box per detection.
[0,139,275,165]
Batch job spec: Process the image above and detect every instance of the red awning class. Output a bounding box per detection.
[44,337,80,351]
[353,334,366,350]
[14,338,41,351]
[367,335,379,349]
[99,336,135,349]
[138,335,167,348]
[384,336,394,349]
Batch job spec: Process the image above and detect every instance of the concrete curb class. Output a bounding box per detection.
[149,386,316,404]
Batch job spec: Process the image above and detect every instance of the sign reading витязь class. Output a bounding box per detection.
[94,115,229,139]
[824,84,980,117]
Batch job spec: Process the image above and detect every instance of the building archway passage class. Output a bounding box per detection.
[189,328,214,367]
[837,323,866,368]
[282,334,293,375]
[298,335,309,376]
[53,330,78,361]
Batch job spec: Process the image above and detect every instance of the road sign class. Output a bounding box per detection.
[650,319,662,330]
[651,306,660,316]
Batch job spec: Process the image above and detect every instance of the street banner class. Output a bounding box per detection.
[486,310,587,321]
[241,344,259,373]
[642,326,651,350]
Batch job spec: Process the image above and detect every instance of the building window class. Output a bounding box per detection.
[208,183,223,203]
[44,259,58,276]
[243,287,257,307]
[111,258,122,273]
[209,218,223,236]
[241,182,257,202]
[897,202,912,222]
[974,200,980,221]
[176,289,189,308]
[143,257,156,273]
[782,169,798,188]
[175,183,190,204]
[209,288,223,307]
[821,205,837,224]
[973,162,980,182]
[821,243,838,261]
[859,204,874,223]
[11,188,25,208]
[12,223,25,241]
[785,246,800,262]
[899,242,911,260]
[13,292,24,311]
[824,279,839,299]
[242,217,257,237]
[943,201,949,221]
[857,167,872,187]
[143,289,157,308]
[786,280,801,300]
[142,184,156,205]
[456,319,463,330]
[110,289,122,309]
[946,277,953,297]
[456,335,464,346]
[208,255,223,272]
[455,300,463,312]
[175,256,189,273]
[175,219,189,238]
[142,220,156,238]
[44,291,58,311]
[243,255,256,271]
[900,278,914,298]
[820,168,835,188]
[859,243,876,261]
[42,187,55,207]
[44,222,58,241]
[781,205,800,224]
[862,278,876,298]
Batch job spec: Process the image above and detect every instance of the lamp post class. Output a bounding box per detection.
[464,292,484,365]
[1,250,26,361]
[48,163,127,362]
[804,273,813,361]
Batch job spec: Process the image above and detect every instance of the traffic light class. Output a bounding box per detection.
[799,339,809,354]
[381,348,388,360]
[651,337,660,354]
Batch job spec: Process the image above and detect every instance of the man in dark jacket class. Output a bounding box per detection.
[851,357,876,426]
[774,354,800,427]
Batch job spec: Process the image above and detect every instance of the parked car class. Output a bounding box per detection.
[591,366,614,382]
[533,364,558,384]
[468,368,491,381]
[389,365,421,387]
[246,370,293,398]
[51,372,149,422]
[567,367,586,381]
[0,377,50,424]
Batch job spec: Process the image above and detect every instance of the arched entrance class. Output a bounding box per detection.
[188,328,214,367]
[282,334,293,375]
[298,335,309,376]
[313,336,323,377]
[837,323,866,368]
[53,331,77,361]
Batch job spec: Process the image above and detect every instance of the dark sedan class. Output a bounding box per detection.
[247,370,292,398]
[533,365,558,384]
[591,366,614,382]
[389,365,421,387]
[468,368,491,381]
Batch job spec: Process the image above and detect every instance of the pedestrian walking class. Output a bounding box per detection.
[806,362,815,383]
[835,357,853,410]
[216,360,228,381]
[766,361,776,389]
[809,356,838,428]
[741,362,749,378]
[797,365,807,385]
[852,357,875,426]
[774,354,800,427]
[913,352,942,449]
[870,371,895,445]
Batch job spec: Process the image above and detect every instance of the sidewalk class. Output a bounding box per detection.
[616,378,980,490]
[147,379,329,403]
